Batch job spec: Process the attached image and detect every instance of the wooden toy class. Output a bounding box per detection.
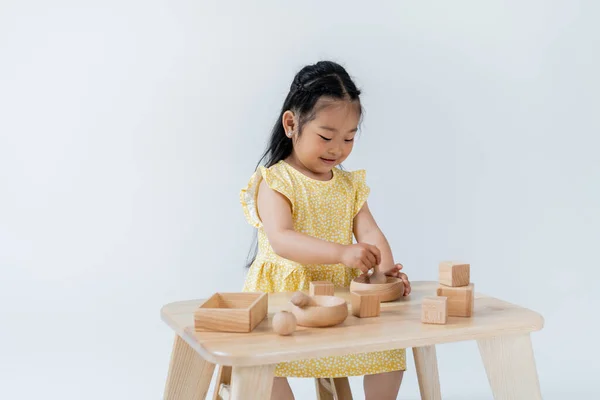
[194,292,267,333]
[289,295,349,327]
[436,283,474,317]
[351,291,380,318]
[310,281,335,296]
[290,291,315,307]
[421,296,448,324]
[369,265,387,284]
[439,261,470,287]
[350,275,404,302]
[272,311,297,336]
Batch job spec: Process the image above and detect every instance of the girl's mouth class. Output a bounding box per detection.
[320,157,336,165]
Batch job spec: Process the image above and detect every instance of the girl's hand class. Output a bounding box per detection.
[340,243,381,274]
[385,263,411,296]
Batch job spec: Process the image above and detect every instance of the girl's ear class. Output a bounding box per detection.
[282,110,296,137]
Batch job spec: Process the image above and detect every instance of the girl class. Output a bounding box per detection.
[240,60,411,400]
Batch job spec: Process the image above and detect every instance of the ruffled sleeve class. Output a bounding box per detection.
[239,165,295,228]
[351,169,370,216]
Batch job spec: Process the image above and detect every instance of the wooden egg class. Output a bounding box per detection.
[273,311,296,336]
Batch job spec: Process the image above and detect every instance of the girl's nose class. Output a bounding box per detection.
[328,145,342,156]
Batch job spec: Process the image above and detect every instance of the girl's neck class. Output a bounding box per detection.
[284,154,334,182]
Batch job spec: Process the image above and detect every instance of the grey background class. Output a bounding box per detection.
[1,0,598,398]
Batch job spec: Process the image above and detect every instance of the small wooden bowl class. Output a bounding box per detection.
[349,276,405,302]
[289,295,348,328]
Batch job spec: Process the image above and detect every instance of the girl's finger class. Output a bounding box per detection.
[365,252,377,268]
[368,245,382,265]
[358,261,370,274]
[399,274,410,291]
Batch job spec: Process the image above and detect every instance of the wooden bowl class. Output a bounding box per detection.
[289,295,348,328]
[349,276,405,302]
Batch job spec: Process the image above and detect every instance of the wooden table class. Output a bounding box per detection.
[161,281,544,400]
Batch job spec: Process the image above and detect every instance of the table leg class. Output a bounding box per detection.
[231,365,276,400]
[412,345,442,400]
[332,377,353,400]
[213,366,232,400]
[315,377,353,400]
[315,378,334,400]
[164,335,215,400]
[477,333,542,400]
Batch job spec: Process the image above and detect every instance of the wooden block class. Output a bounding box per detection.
[194,292,268,332]
[310,281,334,296]
[421,296,448,324]
[350,291,380,318]
[436,283,474,317]
[439,261,470,287]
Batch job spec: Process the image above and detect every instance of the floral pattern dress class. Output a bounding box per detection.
[240,160,406,378]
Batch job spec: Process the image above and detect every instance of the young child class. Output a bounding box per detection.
[239,60,411,400]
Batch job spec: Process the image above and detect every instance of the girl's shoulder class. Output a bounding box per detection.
[334,166,368,188]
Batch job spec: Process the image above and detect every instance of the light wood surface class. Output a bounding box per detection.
[412,345,442,400]
[161,281,543,367]
[477,333,542,399]
[164,335,215,400]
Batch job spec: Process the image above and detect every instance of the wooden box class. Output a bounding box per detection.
[421,296,448,324]
[310,281,335,296]
[439,261,470,287]
[436,283,474,317]
[351,291,380,318]
[194,292,268,333]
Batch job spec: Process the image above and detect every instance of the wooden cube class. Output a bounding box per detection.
[436,283,474,317]
[194,292,268,332]
[310,281,334,296]
[421,296,448,324]
[351,291,380,318]
[439,261,470,287]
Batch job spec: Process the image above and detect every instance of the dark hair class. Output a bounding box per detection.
[256,60,363,169]
[245,61,363,268]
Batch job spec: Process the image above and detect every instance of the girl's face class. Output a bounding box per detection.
[284,99,360,179]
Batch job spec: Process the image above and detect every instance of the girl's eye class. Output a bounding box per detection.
[345,138,355,142]
[318,135,332,141]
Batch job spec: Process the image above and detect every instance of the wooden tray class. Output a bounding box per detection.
[194,292,268,333]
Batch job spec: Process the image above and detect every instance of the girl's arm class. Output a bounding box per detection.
[353,201,396,273]
[354,201,411,295]
[257,180,379,270]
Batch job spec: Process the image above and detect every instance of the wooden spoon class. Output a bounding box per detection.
[369,265,387,284]
[290,291,316,307]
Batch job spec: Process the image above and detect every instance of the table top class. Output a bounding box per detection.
[161,281,544,367]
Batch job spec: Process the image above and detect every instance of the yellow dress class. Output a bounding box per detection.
[240,160,406,378]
